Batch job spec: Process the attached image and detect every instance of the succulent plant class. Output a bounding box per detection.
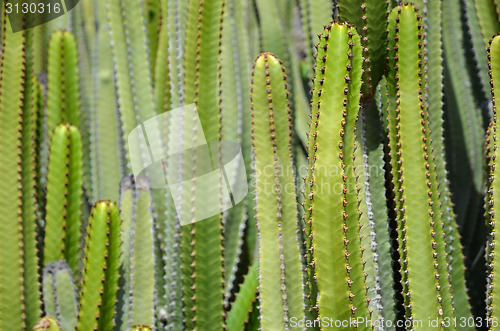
[2,0,500,330]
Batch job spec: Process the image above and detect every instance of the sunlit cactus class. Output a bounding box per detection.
[0,0,498,329]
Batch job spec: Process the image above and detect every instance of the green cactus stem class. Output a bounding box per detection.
[337,0,389,99]
[42,261,78,331]
[181,0,225,329]
[43,124,83,276]
[386,4,456,325]
[251,52,305,330]
[226,261,259,331]
[33,317,62,331]
[46,30,81,143]
[486,33,500,329]
[131,325,153,331]
[76,201,121,331]
[118,176,156,330]
[298,0,335,72]
[89,0,123,202]
[442,0,485,228]
[303,22,371,328]
[105,0,156,169]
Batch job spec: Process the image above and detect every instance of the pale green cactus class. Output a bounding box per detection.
[117,176,156,330]
[251,52,305,330]
[42,260,78,331]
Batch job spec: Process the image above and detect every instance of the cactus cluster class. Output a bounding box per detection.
[3,0,500,330]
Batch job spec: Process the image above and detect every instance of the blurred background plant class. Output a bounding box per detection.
[1,0,500,330]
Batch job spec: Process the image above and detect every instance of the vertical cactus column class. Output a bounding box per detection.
[76,201,121,331]
[117,176,156,330]
[45,30,93,198]
[486,33,500,329]
[303,22,371,328]
[46,31,81,135]
[251,52,305,330]
[386,4,456,326]
[442,0,485,228]
[43,124,83,276]
[336,1,393,322]
[89,0,122,202]
[420,0,473,322]
[226,261,259,331]
[21,19,43,331]
[181,0,225,329]
[0,12,41,330]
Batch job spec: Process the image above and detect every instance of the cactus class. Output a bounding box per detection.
[46,30,81,146]
[0,13,41,330]
[43,124,83,275]
[386,4,457,325]
[303,22,372,328]
[76,201,121,331]
[180,0,225,329]
[0,0,496,329]
[89,0,123,202]
[486,33,500,329]
[226,261,259,330]
[42,261,78,331]
[105,0,156,165]
[443,0,485,230]
[33,317,62,331]
[131,325,153,331]
[117,176,156,330]
[337,0,389,99]
[251,52,305,329]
